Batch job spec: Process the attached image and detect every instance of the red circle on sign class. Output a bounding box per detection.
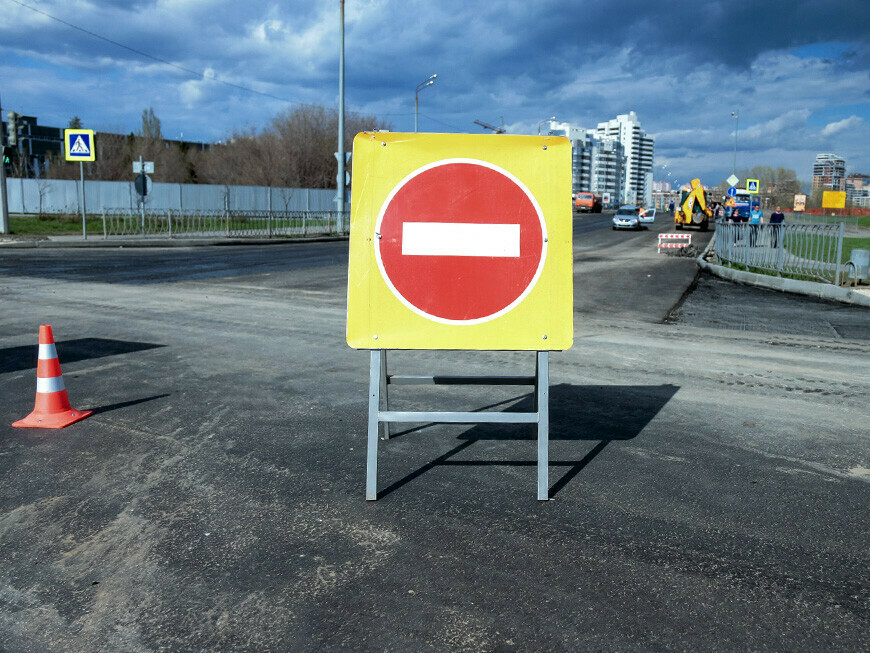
[375,159,546,324]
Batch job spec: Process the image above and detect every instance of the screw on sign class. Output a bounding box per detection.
[374,159,546,325]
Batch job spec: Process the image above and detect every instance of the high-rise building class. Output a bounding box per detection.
[594,111,654,206]
[544,119,626,205]
[811,153,846,192]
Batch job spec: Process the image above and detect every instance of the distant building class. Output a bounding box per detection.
[594,111,654,206]
[811,153,846,192]
[544,111,654,206]
[845,173,870,208]
[544,120,625,202]
[2,113,63,178]
[2,112,209,178]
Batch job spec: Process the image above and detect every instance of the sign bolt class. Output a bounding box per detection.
[542,334,548,339]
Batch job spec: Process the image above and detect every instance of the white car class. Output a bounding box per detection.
[612,205,656,230]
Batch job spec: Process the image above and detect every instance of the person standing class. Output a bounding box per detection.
[769,206,785,248]
[749,205,763,247]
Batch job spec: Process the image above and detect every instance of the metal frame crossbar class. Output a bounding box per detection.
[366,350,550,501]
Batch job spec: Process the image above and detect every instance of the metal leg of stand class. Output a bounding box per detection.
[366,350,381,500]
[537,351,549,501]
[380,349,391,439]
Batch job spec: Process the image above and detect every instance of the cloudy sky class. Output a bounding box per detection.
[2,0,868,186]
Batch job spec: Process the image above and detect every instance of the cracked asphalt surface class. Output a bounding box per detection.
[0,218,868,651]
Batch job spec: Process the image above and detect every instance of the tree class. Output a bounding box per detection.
[68,116,83,129]
[138,107,163,140]
[45,108,193,184]
[194,104,391,188]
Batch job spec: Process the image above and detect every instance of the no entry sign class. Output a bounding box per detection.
[375,159,546,324]
[347,132,573,350]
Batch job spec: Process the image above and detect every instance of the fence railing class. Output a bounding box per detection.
[713,220,844,284]
[787,212,864,233]
[100,208,350,239]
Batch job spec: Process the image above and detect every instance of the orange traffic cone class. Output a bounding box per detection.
[12,325,92,429]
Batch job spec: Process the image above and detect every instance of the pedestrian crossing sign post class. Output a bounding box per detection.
[746,179,760,193]
[64,129,95,162]
[64,129,95,240]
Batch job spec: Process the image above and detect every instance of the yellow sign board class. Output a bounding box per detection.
[746,179,760,193]
[822,191,846,209]
[346,132,573,351]
[64,129,95,162]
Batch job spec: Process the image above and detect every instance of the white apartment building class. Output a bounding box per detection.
[545,112,654,206]
[545,120,625,204]
[595,111,654,206]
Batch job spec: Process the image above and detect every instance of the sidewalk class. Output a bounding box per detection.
[0,233,347,248]
[697,240,870,307]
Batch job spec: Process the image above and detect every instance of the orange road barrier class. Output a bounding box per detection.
[12,325,92,429]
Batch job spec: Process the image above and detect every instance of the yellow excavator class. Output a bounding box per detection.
[675,178,712,231]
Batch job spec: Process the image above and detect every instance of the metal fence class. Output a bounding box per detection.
[786,211,865,234]
[713,220,844,284]
[99,208,349,239]
[5,178,340,214]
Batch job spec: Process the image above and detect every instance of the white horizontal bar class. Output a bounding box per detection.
[37,376,65,393]
[402,222,520,257]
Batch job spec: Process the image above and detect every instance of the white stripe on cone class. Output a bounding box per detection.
[38,343,58,359]
[36,376,66,393]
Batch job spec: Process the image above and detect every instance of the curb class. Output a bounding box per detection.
[696,240,870,308]
[0,235,348,249]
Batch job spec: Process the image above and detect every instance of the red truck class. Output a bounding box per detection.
[574,192,602,213]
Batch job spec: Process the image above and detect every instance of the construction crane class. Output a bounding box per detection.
[474,119,506,134]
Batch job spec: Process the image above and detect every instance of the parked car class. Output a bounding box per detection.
[612,205,656,230]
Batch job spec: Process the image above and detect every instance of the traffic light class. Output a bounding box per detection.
[6,111,21,147]
[3,146,14,166]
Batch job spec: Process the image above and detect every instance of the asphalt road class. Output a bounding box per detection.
[0,214,867,652]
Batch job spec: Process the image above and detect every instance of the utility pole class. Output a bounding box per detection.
[731,110,739,175]
[0,90,10,234]
[335,0,346,230]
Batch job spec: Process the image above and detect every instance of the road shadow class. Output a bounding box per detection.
[0,338,165,374]
[89,394,171,416]
[378,383,679,500]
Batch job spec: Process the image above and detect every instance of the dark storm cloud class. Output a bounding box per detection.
[1,0,867,181]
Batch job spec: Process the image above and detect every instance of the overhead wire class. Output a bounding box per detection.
[6,0,470,130]
[7,0,297,105]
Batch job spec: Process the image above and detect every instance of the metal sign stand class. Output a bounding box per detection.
[366,350,550,501]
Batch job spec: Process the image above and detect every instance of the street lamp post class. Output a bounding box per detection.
[731,110,739,175]
[537,116,556,135]
[414,74,437,132]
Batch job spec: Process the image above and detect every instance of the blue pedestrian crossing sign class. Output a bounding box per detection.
[746,179,760,193]
[64,129,95,162]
